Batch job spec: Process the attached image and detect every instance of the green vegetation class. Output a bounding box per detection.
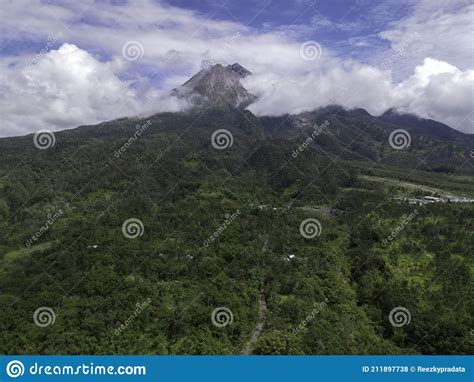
[0,107,472,355]
[3,242,53,263]
[352,161,474,197]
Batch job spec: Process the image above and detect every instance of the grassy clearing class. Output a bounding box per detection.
[3,241,52,263]
[360,175,445,194]
[352,162,474,197]
[359,175,474,198]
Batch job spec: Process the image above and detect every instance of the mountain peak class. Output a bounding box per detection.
[172,63,256,109]
[226,63,252,77]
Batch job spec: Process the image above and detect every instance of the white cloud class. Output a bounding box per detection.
[392,58,474,132]
[0,0,472,136]
[244,63,394,117]
[245,58,474,133]
[0,43,187,136]
[377,0,474,77]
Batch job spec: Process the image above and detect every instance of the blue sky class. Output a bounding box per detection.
[0,0,473,136]
[1,0,413,65]
[167,0,412,50]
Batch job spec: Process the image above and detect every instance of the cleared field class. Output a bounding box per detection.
[2,241,52,264]
[347,160,474,197]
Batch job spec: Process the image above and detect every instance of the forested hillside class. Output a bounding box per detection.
[0,106,473,355]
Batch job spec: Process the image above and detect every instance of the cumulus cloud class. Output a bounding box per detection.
[392,59,474,132]
[0,43,187,136]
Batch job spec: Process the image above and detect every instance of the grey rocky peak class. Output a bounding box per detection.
[227,63,252,78]
[171,63,256,109]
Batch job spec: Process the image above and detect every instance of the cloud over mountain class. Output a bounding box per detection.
[0,43,187,136]
[0,0,472,135]
[245,58,474,133]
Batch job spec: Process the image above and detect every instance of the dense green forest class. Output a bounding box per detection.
[0,106,473,355]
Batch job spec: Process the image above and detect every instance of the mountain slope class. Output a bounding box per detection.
[379,108,473,146]
[171,63,256,109]
[0,65,473,356]
[259,105,474,175]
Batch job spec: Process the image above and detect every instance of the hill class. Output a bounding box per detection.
[0,65,473,355]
